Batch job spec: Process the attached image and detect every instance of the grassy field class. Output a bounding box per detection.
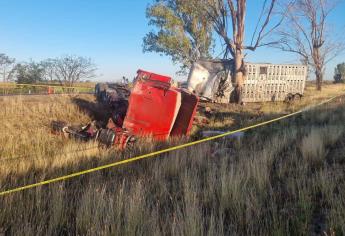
[0,82,96,88]
[0,83,95,96]
[1,83,345,235]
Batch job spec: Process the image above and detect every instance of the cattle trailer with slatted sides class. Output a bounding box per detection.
[187,59,308,103]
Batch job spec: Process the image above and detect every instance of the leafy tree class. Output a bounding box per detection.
[334,63,345,83]
[143,0,214,73]
[14,61,45,84]
[0,53,15,82]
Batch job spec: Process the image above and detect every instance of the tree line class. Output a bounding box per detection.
[0,54,97,86]
[144,0,345,103]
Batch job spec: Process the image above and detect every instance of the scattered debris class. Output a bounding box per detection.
[193,116,210,125]
[52,120,100,141]
[205,106,212,114]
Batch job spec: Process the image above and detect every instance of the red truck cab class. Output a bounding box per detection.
[123,70,198,140]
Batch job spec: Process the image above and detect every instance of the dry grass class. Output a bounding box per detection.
[0,82,95,96]
[0,82,96,88]
[0,94,110,179]
[1,83,345,235]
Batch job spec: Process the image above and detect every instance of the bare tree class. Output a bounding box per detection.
[0,53,15,82]
[41,58,57,82]
[275,0,344,90]
[54,55,97,86]
[205,0,282,103]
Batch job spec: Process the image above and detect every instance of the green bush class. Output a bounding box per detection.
[334,63,345,83]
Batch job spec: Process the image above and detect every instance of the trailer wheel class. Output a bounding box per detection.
[293,93,302,101]
[284,93,294,103]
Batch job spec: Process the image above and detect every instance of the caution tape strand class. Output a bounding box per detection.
[0,95,340,196]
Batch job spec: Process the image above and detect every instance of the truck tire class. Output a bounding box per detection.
[95,83,108,101]
[97,129,116,148]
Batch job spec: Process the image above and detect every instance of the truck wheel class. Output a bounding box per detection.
[96,83,108,101]
[97,129,116,148]
[124,136,136,152]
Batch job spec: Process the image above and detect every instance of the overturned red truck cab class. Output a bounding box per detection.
[124,70,198,140]
[54,70,199,149]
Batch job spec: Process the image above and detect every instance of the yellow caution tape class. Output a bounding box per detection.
[0,95,340,196]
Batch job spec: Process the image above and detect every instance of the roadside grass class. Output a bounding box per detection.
[1,84,345,235]
[0,82,96,88]
[0,82,95,95]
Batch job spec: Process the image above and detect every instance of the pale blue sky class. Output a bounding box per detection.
[0,0,344,81]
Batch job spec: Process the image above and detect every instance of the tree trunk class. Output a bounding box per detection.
[233,49,245,104]
[315,69,323,91]
[313,46,323,91]
[3,69,6,83]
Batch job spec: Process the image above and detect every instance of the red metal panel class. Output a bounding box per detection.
[123,71,181,140]
[170,89,199,136]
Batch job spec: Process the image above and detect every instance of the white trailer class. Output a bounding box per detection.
[187,59,308,103]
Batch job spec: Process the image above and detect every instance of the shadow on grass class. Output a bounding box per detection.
[72,97,111,123]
